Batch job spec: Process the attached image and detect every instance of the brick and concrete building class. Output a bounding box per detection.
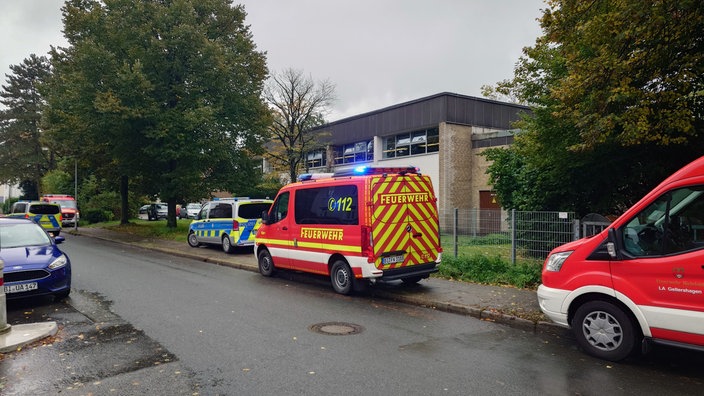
[267,92,528,216]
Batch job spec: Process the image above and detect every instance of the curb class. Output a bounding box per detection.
[0,322,59,353]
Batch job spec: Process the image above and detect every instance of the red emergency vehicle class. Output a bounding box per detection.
[254,166,442,295]
[538,155,704,361]
[41,194,79,227]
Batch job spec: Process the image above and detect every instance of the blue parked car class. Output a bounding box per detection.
[1,217,71,301]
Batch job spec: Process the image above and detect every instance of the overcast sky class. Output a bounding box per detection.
[1,0,545,121]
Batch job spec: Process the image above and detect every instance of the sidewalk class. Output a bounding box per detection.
[69,227,560,333]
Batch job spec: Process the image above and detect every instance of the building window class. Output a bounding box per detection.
[383,127,439,159]
[306,149,326,169]
[333,140,373,165]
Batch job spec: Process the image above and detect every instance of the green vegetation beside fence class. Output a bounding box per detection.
[439,234,543,289]
[437,255,542,290]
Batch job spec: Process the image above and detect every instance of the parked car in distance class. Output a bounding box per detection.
[1,217,71,301]
[182,203,202,219]
[138,203,168,221]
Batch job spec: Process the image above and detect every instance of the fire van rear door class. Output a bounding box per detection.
[370,174,440,271]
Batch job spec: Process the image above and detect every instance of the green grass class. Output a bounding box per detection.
[440,234,544,289]
[437,254,542,289]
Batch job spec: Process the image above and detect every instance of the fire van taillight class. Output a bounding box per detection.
[361,226,374,262]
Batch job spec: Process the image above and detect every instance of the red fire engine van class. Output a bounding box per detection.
[41,194,79,227]
[254,166,442,295]
[538,155,704,361]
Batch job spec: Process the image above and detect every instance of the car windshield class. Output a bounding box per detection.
[0,223,52,248]
[187,204,200,209]
[50,199,77,209]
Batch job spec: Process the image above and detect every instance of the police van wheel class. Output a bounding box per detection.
[187,232,200,248]
[258,249,275,277]
[572,300,639,362]
[222,235,234,253]
[330,260,353,295]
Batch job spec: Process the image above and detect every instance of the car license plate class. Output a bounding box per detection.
[382,254,404,265]
[4,282,38,294]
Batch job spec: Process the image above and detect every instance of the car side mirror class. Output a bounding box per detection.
[54,235,66,244]
[607,228,621,259]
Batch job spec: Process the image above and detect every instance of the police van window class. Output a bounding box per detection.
[238,203,272,219]
[210,203,232,218]
[270,192,289,223]
[32,204,60,215]
[294,185,358,225]
[623,186,704,256]
[197,204,209,219]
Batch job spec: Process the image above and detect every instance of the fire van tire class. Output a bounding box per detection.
[222,235,234,253]
[258,249,275,277]
[572,300,639,362]
[187,232,201,248]
[330,260,353,295]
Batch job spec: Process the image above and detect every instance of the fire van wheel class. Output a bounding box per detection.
[187,232,201,248]
[222,235,234,253]
[572,300,639,362]
[258,249,275,277]
[330,260,353,295]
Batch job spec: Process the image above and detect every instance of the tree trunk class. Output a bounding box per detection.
[120,175,129,225]
[167,198,177,229]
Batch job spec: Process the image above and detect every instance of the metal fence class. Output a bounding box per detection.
[439,208,611,263]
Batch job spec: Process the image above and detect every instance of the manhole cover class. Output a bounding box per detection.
[309,322,364,336]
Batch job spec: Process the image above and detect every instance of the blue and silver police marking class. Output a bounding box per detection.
[32,214,61,229]
[189,219,261,246]
[238,219,257,244]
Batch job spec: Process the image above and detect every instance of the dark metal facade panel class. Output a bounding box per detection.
[316,92,529,145]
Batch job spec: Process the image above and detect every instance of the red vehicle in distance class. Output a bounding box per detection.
[41,194,80,227]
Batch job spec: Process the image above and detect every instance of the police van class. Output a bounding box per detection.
[8,201,62,236]
[187,197,273,253]
[254,166,442,295]
[41,194,79,226]
[538,155,704,361]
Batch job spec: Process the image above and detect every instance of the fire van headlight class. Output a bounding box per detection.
[48,254,68,270]
[545,251,572,272]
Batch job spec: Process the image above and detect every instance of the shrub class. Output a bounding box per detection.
[83,209,114,224]
[437,254,542,289]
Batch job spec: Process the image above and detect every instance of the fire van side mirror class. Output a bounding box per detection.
[607,228,620,259]
[261,210,270,225]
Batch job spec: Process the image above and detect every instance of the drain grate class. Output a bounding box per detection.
[309,322,364,336]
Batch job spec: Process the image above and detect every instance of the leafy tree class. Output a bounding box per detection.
[0,55,52,196]
[484,0,704,216]
[43,0,270,227]
[263,68,335,183]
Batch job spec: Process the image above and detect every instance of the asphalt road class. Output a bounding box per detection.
[3,234,704,395]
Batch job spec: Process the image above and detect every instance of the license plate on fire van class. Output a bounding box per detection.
[381,254,404,265]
